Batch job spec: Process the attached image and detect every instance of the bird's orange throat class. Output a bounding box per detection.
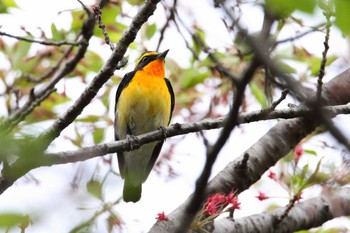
[140,59,165,78]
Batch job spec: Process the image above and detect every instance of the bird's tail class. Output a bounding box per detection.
[123,178,142,203]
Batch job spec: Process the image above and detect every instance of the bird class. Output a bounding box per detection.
[114,50,175,202]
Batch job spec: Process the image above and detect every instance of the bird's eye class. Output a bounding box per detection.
[141,56,151,63]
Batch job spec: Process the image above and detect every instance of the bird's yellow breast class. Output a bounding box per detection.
[116,70,171,138]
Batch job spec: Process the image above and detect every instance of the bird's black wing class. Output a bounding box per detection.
[164,78,175,124]
[114,71,136,178]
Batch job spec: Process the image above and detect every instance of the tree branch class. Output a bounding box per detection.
[0,0,100,134]
[0,0,162,194]
[211,187,350,233]
[37,0,163,149]
[149,67,350,232]
[0,30,79,46]
[40,104,350,169]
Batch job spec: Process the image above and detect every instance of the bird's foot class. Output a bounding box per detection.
[159,126,167,139]
[126,134,140,151]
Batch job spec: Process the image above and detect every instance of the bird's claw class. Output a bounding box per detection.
[126,134,140,151]
[159,126,167,139]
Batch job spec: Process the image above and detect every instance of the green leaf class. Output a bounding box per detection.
[287,47,337,76]
[334,0,350,34]
[265,0,316,18]
[274,59,296,74]
[249,82,267,108]
[295,0,316,13]
[51,23,65,41]
[233,33,254,59]
[303,149,317,156]
[100,4,120,25]
[86,179,103,200]
[93,128,105,144]
[93,4,125,42]
[26,92,70,123]
[71,9,86,33]
[304,157,324,187]
[127,0,144,5]
[0,213,26,228]
[77,51,104,74]
[309,55,337,76]
[0,0,18,13]
[192,29,206,55]
[76,115,100,123]
[145,23,157,40]
[181,67,209,89]
[10,40,32,71]
[300,164,309,183]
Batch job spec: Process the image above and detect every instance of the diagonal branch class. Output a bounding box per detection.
[37,0,163,149]
[0,0,163,195]
[0,0,101,134]
[149,67,350,232]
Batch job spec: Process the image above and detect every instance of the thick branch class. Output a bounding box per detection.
[149,68,350,232]
[211,187,350,233]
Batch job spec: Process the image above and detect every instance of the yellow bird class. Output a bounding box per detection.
[114,50,175,202]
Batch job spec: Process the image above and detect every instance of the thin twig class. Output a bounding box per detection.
[317,10,332,101]
[24,44,75,83]
[156,0,177,51]
[174,10,240,84]
[275,24,324,45]
[0,30,79,46]
[93,5,115,51]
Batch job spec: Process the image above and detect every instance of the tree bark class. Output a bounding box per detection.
[211,188,350,233]
[149,68,350,232]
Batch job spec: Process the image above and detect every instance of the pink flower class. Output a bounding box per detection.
[268,170,277,181]
[226,192,241,210]
[294,145,303,163]
[203,193,227,215]
[156,211,168,221]
[256,191,268,201]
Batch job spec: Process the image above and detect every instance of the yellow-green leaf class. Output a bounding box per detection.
[249,82,267,108]
[93,128,105,144]
[334,0,350,35]
[86,179,103,200]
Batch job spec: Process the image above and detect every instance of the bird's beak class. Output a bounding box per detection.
[157,49,169,60]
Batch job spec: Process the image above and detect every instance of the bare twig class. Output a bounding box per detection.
[275,24,324,45]
[317,9,332,101]
[0,30,79,46]
[174,10,240,84]
[24,44,75,83]
[93,5,115,51]
[156,0,177,51]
